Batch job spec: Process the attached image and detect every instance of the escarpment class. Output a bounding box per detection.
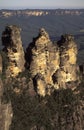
[26,28,79,96]
[2,25,25,77]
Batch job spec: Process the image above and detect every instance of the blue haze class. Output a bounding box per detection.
[0,0,84,9]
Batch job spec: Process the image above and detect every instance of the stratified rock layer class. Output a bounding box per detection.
[26,29,79,96]
[2,25,25,77]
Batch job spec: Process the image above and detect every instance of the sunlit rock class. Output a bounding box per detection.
[56,34,79,88]
[26,28,60,96]
[26,30,79,96]
[2,25,25,77]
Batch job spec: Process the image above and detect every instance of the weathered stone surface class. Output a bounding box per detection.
[26,28,60,96]
[0,57,4,130]
[0,79,3,130]
[0,56,12,130]
[0,26,83,130]
[2,25,25,77]
[26,30,79,96]
[56,34,79,89]
[1,102,13,130]
[0,55,2,74]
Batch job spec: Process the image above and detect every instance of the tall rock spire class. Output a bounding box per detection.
[54,34,79,89]
[26,30,79,96]
[2,25,25,77]
[26,28,60,96]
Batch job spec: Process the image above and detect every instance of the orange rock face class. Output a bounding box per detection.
[26,29,79,96]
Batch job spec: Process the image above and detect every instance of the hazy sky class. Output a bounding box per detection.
[0,0,84,9]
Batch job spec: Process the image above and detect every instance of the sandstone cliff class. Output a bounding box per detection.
[1,9,83,18]
[2,25,25,77]
[26,28,79,96]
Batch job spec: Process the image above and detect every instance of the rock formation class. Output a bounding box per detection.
[54,34,79,89]
[0,26,83,130]
[26,29,79,96]
[2,25,25,77]
[0,55,2,73]
[0,55,3,129]
[0,54,12,130]
[26,28,60,96]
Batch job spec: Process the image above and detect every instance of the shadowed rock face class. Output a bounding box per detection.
[0,55,12,130]
[26,30,79,96]
[0,55,2,73]
[0,55,3,109]
[2,25,25,77]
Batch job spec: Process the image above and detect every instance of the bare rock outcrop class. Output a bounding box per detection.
[0,55,12,130]
[0,55,2,73]
[0,26,82,130]
[0,55,3,130]
[26,29,79,96]
[26,28,60,96]
[54,34,79,89]
[2,25,25,77]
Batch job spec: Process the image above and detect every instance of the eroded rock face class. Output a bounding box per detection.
[26,28,60,96]
[53,34,79,89]
[0,56,12,130]
[26,29,79,96]
[2,25,25,77]
[0,55,2,73]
